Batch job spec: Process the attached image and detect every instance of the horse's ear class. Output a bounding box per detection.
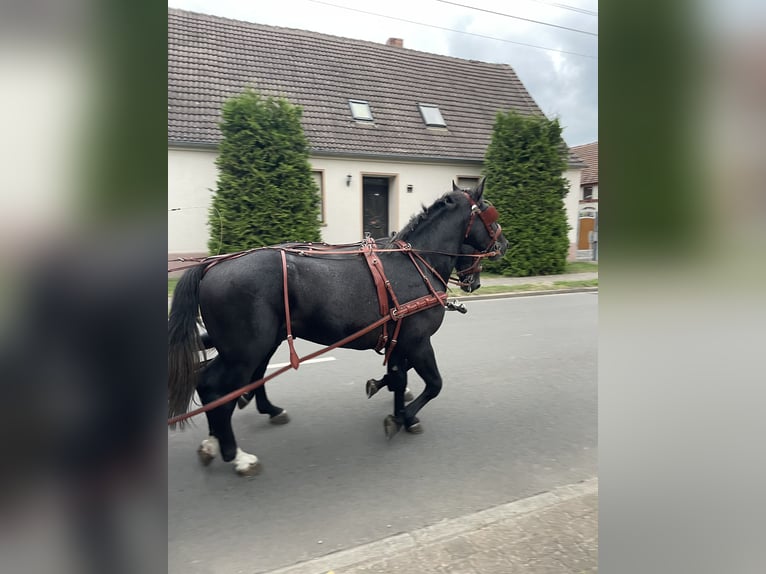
[452,180,461,192]
[472,177,486,201]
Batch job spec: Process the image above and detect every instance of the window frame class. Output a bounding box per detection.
[348,99,374,122]
[311,169,326,225]
[456,176,480,191]
[418,103,447,128]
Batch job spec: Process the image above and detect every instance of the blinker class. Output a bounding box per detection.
[480,205,499,225]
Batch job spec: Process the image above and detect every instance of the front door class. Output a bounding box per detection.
[362,177,389,238]
[578,214,596,249]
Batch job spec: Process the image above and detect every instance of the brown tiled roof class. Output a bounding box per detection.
[169,9,583,166]
[571,141,598,184]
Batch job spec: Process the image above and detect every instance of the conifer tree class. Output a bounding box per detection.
[483,111,570,276]
[209,89,321,253]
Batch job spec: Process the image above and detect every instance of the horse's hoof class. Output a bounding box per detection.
[197,446,215,466]
[233,448,262,476]
[235,461,262,477]
[237,394,253,409]
[405,421,423,434]
[366,379,381,398]
[404,389,415,402]
[384,415,402,439]
[269,409,290,425]
[197,437,219,466]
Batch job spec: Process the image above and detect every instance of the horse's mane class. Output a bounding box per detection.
[388,191,462,245]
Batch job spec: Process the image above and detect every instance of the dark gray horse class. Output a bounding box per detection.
[168,180,506,475]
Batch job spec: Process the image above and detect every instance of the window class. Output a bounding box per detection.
[312,170,326,224]
[583,186,593,201]
[418,104,446,127]
[456,176,480,191]
[348,99,373,122]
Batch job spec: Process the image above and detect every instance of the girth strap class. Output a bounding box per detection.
[280,250,300,370]
[360,238,391,352]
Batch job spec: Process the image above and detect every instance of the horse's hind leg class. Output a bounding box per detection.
[237,346,289,424]
[196,357,262,476]
[254,385,290,424]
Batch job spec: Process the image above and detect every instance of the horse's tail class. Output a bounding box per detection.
[168,264,205,427]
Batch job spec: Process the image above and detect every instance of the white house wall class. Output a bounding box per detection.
[312,155,482,244]
[168,147,482,255]
[168,147,219,255]
[168,147,583,261]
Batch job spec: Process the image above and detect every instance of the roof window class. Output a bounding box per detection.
[418,104,446,127]
[348,99,373,122]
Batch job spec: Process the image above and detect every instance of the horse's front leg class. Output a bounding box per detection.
[366,359,414,402]
[381,351,410,439]
[399,338,442,435]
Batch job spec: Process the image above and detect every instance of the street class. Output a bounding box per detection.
[168,293,597,574]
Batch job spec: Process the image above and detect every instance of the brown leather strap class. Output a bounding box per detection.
[360,238,390,352]
[281,250,300,370]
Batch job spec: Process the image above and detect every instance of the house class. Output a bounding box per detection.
[168,9,586,261]
[570,141,598,253]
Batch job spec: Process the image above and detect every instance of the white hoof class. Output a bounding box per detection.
[197,436,220,466]
[233,448,262,476]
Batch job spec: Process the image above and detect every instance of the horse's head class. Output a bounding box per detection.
[455,245,482,293]
[453,178,508,261]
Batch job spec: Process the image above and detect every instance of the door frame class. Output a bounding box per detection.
[360,172,399,238]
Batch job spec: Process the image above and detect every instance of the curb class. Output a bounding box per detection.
[261,478,598,574]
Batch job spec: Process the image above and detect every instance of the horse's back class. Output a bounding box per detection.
[196,247,447,352]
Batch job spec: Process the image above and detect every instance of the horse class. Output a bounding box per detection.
[232,243,484,410]
[167,179,507,475]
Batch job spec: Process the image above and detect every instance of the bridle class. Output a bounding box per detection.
[462,192,503,255]
[444,192,502,291]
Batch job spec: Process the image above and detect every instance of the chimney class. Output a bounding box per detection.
[386,38,403,48]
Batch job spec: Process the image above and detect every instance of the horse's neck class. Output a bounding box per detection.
[404,218,464,280]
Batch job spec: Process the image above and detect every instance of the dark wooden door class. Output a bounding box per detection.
[362,177,389,238]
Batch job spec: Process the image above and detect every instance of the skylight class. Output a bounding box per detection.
[348,99,373,121]
[418,104,446,127]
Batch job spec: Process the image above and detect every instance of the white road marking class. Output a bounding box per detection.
[267,357,337,370]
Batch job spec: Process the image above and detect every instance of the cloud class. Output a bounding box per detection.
[444,9,597,146]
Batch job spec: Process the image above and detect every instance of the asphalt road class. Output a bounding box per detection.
[168,293,597,574]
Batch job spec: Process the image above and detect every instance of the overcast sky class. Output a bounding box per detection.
[168,0,598,147]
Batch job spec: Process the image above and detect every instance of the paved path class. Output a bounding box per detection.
[266,479,598,574]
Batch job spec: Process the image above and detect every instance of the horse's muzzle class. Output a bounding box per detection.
[486,238,508,261]
[458,270,482,293]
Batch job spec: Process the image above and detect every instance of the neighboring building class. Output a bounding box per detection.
[168,9,586,260]
[571,141,598,252]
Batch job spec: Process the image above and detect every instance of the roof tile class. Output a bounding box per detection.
[571,141,598,184]
[169,9,582,165]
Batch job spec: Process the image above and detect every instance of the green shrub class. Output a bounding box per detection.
[483,111,570,276]
[209,89,321,253]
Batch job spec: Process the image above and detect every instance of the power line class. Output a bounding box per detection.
[523,0,598,17]
[435,0,597,36]
[307,0,597,60]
